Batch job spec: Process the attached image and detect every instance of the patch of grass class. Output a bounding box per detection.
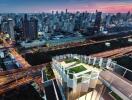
[69,65,87,73]
[110,92,122,100]
[45,63,55,79]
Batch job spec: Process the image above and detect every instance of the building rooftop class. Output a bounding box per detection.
[58,58,102,79]
[52,54,132,100]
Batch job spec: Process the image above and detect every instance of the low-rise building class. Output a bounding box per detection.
[21,39,46,48]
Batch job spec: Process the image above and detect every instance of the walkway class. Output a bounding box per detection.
[99,70,132,100]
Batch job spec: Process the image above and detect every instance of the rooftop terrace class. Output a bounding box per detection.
[52,54,132,100]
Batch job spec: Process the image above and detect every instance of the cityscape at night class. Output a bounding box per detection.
[0,0,132,100]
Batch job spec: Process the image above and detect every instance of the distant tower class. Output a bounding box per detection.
[1,18,15,40]
[7,18,15,40]
[22,14,29,40]
[66,9,68,14]
[94,10,102,33]
[0,16,1,22]
[22,14,38,40]
[0,24,1,33]
[1,22,8,34]
[52,11,54,15]
[29,17,38,40]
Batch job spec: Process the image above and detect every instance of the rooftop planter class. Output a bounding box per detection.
[68,65,87,73]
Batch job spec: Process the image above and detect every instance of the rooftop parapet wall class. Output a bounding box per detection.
[52,54,132,100]
[52,54,132,81]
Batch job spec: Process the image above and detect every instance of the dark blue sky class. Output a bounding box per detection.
[0,0,132,13]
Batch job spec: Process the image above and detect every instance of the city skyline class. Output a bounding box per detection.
[0,0,132,13]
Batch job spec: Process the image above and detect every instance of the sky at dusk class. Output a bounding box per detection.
[0,0,132,13]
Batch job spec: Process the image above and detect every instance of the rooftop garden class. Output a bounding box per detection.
[69,65,87,73]
[45,63,55,80]
[110,91,123,100]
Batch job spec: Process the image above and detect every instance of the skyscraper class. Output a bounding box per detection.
[22,14,38,40]
[66,9,68,14]
[22,14,29,40]
[29,17,38,40]
[94,10,102,33]
[7,18,15,40]
[0,24,1,33]
[1,18,15,40]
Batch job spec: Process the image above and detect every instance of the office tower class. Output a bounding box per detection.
[66,9,68,14]
[29,17,38,40]
[126,11,131,20]
[1,18,15,40]
[22,14,29,40]
[74,18,81,31]
[7,18,15,40]
[0,16,2,26]
[94,10,102,33]
[22,14,38,40]
[1,22,8,33]
[0,24,1,33]
[106,15,111,27]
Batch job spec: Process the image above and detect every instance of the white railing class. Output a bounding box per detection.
[52,54,132,99]
[52,54,132,82]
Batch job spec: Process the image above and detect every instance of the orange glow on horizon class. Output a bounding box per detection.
[64,3,132,13]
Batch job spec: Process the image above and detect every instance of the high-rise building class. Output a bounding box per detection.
[1,18,15,40]
[29,17,38,40]
[1,22,8,33]
[94,11,102,33]
[22,14,29,40]
[7,18,15,40]
[0,16,1,33]
[105,15,111,27]
[0,24,1,33]
[66,9,68,14]
[22,14,38,40]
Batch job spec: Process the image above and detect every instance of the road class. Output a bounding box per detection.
[91,45,132,58]
[2,38,30,68]
[0,63,48,94]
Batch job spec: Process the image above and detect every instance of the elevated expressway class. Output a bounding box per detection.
[0,63,47,95]
[2,38,30,68]
[91,45,132,58]
[0,38,47,95]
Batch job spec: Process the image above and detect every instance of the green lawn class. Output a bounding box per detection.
[110,92,122,100]
[45,64,55,79]
[69,65,87,73]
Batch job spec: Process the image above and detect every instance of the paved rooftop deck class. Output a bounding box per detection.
[99,70,132,99]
